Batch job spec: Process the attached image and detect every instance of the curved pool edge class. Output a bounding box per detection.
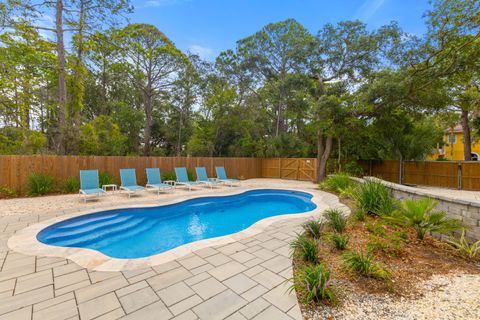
[8,186,349,271]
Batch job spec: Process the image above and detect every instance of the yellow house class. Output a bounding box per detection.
[429,124,480,161]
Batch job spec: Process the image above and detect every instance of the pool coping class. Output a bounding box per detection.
[7,186,345,271]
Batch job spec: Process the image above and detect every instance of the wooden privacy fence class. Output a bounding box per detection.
[358,160,480,190]
[0,156,262,193]
[0,156,319,193]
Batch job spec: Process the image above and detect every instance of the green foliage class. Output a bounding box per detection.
[161,171,176,182]
[0,127,47,155]
[28,174,54,196]
[328,233,349,250]
[446,229,480,259]
[290,234,319,264]
[352,180,395,216]
[0,185,18,198]
[366,236,402,256]
[99,172,115,186]
[324,208,347,233]
[79,116,126,155]
[320,173,352,193]
[289,264,336,305]
[343,162,364,177]
[389,198,464,240]
[302,219,324,239]
[342,250,390,279]
[64,177,80,193]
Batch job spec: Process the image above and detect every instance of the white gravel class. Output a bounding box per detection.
[308,272,480,320]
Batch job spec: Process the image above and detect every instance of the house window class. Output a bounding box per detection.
[448,134,456,144]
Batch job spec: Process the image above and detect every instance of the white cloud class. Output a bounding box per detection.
[355,0,387,22]
[188,44,214,59]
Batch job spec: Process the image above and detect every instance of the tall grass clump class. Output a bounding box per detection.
[342,250,390,279]
[352,180,395,217]
[303,219,324,239]
[328,233,349,250]
[289,264,336,305]
[447,229,480,259]
[320,173,352,193]
[28,173,54,196]
[64,176,80,193]
[99,171,115,186]
[389,198,463,240]
[161,171,176,182]
[290,234,319,264]
[324,208,347,233]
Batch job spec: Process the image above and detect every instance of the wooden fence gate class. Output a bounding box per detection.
[261,158,317,181]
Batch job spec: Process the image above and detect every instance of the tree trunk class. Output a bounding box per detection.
[461,109,471,161]
[55,0,67,154]
[315,74,333,182]
[143,94,153,156]
[316,129,333,182]
[176,111,183,156]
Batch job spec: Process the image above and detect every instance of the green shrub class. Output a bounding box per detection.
[342,250,390,279]
[328,233,349,250]
[99,171,115,186]
[343,161,364,177]
[28,173,54,196]
[303,219,324,239]
[352,180,395,216]
[0,185,17,198]
[161,169,194,181]
[289,264,336,305]
[324,208,347,233]
[389,198,463,240]
[320,173,352,193]
[161,171,176,181]
[446,229,480,259]
[64,176,80,193]
[290,234,319,264]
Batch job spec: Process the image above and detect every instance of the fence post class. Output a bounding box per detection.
[399,157,404,185]
[457,161,462,190]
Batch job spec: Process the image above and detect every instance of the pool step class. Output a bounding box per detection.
[40,215,136,242]
[43,217,148,246]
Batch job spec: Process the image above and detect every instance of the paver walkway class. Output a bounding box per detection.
[0,179,344,320]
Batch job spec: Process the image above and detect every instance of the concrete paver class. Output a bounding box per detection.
[0,179,346,320]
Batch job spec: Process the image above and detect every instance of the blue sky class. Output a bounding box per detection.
[131,0,431,60]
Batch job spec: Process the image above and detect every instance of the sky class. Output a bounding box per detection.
[130,0,432,60]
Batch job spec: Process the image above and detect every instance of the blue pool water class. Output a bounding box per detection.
[37,189,316,259]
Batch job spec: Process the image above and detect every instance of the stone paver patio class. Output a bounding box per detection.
[0,179,345,320]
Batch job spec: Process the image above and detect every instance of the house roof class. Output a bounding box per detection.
[445,124,463,134]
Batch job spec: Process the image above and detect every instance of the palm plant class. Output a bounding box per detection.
[446,229,480,259]
[390,198,463,240]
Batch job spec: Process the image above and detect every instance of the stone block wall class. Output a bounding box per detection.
[360,177,480,241]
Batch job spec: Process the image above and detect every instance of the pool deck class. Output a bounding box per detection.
[0,179,347,320]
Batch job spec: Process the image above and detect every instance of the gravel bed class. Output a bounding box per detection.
[307,272,480,320]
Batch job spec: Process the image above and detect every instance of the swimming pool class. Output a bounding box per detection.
[37,189,316,259]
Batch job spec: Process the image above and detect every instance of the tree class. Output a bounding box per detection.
[308,20,387,181]
[113,24,188,156]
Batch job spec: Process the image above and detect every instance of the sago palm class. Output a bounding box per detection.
[391,198,463,240]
